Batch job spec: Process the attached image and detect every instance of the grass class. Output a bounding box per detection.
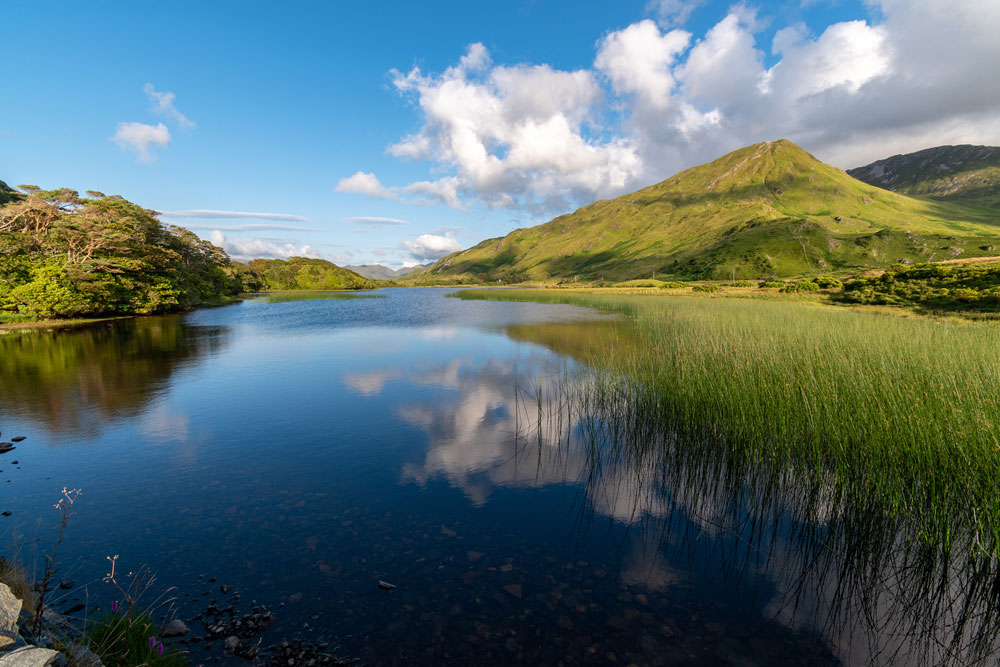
[454,288,1000,562]
[85,612,186,667]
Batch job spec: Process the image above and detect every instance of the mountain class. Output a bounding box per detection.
[343,264,418,280]
[244,257,377,290]
[847,145,1000,209]
[0,180,22,205]
[416,140,1000,282]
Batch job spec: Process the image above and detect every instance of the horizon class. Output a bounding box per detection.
[2,0,998,268]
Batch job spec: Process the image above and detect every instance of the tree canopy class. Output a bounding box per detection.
[0,186,244,318]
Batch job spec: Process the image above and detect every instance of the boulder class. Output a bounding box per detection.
[0,585,21,648]
[0,647,58,667]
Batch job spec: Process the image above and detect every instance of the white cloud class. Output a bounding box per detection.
[646,0,706,28]
[179,223,320,232]
[208,230,319,261]
[335,171,396,199]
[595,19,690,110]
[144,83,195,130]
[342,216,408,225]
[341,0,1000,215]
[402,233,462,261]
[111,122,171,162]
[160,209,310,222]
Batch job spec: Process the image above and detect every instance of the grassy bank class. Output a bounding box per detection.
[454,288,1000,560]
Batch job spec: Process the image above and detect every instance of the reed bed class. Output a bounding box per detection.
[456,289,1000,561]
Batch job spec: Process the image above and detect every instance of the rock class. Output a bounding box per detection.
[0,584,22,640]
[499,565,513,573]
[0,647,59,667]
[9,438,24,443]
[502,585,522,599]
[222,636,241,655]
[0,447,14,455]
[377,581,396,591]
[57,582,73,591]
[466,551,484,563]
[161,619,190,637]
[440,526,456,537]
[219,585,232,594]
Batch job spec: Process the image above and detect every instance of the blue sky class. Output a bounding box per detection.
[2,1,997,267]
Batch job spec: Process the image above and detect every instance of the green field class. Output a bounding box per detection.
[455,288,1000,564]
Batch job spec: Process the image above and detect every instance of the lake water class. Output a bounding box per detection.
[0,289,995,666]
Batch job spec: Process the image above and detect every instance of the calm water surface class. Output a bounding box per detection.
[0,289,993,666]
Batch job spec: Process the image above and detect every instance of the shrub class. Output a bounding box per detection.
[813,276,843,289]
[692,284,721,293]
[758,281,784,289]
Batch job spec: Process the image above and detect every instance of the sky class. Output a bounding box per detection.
[2,0,998,268]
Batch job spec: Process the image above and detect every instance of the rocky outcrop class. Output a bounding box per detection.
[0,584,87,667]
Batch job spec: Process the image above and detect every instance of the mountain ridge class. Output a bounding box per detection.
[411,140,1000,282]
[848,144,1000,209]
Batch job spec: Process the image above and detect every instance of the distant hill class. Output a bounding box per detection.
[244,257,377,290]
[848,145,1000,209]
[343,264,418,280]
[0,180,23,205]
[416,140,1000,282]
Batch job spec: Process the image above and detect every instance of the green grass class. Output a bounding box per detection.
[454,288,1000,561]
[86,612,186,667]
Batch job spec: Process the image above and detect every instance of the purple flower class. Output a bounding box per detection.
[111,600,118,613]
[157,643,164,655]
[149,636,156,649]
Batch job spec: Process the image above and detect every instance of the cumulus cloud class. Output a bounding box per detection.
[160,209,310,222]
[402,233,462,261]
[144,83,195,130]
[338,0,1000,215]
[111,122,171,162]
[208,230,319,261]
[335,172,396,199]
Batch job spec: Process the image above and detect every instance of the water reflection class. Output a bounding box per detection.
[344,327,999,665]
[2,290,996,666]
[0,317,226,436]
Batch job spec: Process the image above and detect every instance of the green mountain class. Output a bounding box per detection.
[343,264,418,280]
[848,145,1000,209]
[244,257,377,290]
[415,140,1000,283]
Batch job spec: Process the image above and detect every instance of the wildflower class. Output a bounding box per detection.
[149,636,156,649]
[111,600,118,612]
[157,643,164,655]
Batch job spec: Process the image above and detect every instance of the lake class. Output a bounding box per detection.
[0,288,995,666]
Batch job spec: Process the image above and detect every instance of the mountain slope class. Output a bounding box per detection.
[244,257,377,290]
[848,145,1000,209]
[343,264,417,280]
[417,140,1000,282]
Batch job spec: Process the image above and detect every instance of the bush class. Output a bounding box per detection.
[758,281,784,289]
[813,276,843,289]
[692,284,721,293]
